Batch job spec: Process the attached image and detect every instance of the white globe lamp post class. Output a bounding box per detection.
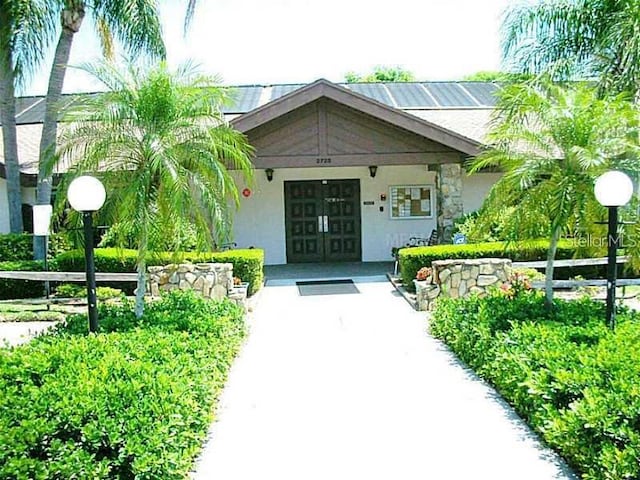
[594,171,634,329]
[68,176,106,332]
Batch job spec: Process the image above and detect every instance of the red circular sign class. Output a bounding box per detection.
[242,188,251,198]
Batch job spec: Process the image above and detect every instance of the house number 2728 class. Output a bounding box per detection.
[316,157,332,164]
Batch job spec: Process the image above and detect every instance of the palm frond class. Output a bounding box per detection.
[54,60,254,257]
[92,0,165,59]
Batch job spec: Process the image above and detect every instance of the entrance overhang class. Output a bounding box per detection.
[231,79,481,157]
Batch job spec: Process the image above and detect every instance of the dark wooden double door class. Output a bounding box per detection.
[285,180,362,263]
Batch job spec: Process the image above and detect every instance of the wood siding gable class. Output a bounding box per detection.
[232,79,481,158]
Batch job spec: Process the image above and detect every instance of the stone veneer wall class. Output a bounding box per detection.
[436,163,464,243]
[147,263,247,309]
[415,258,512,311]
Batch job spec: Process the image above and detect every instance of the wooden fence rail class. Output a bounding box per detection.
[532,278,640,289]
[0,271,137,282]
[513,256,628,269]
[0,256,635,289]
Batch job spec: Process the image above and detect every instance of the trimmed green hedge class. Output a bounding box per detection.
[0,233,71,262]
[0,234,33,261]
[0,260,46,300]
[398,240,579,288]
[55,248,264,296]
[0,290,246,478]
[431,292,640,479]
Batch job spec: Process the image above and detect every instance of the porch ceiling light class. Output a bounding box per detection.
[594,170,633,206]
[369,165,378,178]
[265,168,274,182]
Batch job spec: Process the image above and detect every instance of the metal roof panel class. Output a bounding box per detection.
[424,83,476,107]
[15,98,46,124]
[459,82,499,106]
[344,83,394,106]
[271,84,305,102]
[385,83,438,108]
[223,86,262,113]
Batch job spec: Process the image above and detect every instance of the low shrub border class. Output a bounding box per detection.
[430,291,640,479]
[54,284,123,300]
[0,233,70,261]
[0,260,46,300]
[398,239,585,289]
[0,310,66,322]
[0,290,246,478]
[55,248,265,296]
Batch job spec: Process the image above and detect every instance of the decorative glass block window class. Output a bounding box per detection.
[389,185,434,219]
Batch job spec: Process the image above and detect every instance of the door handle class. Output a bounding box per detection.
[323,215,329,233]
[318,215,324,233]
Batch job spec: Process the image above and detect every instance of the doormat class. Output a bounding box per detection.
[296,279,360,296]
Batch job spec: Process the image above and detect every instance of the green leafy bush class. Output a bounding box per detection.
[431,292,640,479]
[98,220,199,252]
[0,260,46,300]
[0,310,66,322]
[0,233,71,262]
[55,248,264,296]
[54,283,122,300]
[452,209,545,243]
[0,290,245,478]
[0,234,33,261]
[398,239,579,289]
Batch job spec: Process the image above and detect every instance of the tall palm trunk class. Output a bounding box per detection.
[544,225,562,309]
[134,259,147,319]
[134,227,149,318]
[34,5,85,259]
[0,44,23,233]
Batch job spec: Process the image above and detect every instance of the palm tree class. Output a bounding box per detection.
[51,61,254,317]
[502,0,640,95]
[0,0,56,232]
[34,0,165,259]
[469,79,640,306]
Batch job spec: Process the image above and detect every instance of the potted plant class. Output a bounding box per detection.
[415,266,432,282]
[413,266,432,290]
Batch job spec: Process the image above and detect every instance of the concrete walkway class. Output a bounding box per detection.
[193,277,576,480]
[0,321,57,347]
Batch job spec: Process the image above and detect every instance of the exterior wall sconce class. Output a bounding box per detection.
[265,168,274,182]
[369,165,378,178]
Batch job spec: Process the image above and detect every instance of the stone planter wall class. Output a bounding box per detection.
[415,258,512,311]
[147,263,247,310]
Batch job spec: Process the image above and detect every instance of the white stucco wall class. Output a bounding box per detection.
[232,166,441,265]
[462,172,502,214]
[0,178,36,233]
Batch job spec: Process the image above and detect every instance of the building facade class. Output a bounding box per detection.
[0,79,500,265]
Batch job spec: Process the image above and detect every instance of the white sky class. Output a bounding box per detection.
[24,0,512,95]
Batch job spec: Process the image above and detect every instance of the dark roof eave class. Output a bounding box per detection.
[0,163,55,187]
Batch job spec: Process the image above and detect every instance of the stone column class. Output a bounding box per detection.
[436,163,464,243]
